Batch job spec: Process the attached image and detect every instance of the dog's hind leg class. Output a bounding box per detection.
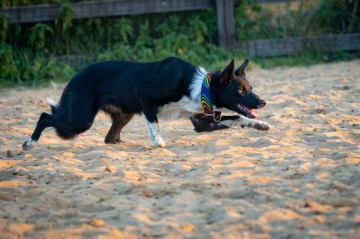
[104,112,134,144]
[22,113,54,150]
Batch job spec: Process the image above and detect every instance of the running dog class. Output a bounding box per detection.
[22,57,270,149]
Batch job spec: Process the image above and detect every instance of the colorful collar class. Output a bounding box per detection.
[201,72,213,115]
[201,72,222,122]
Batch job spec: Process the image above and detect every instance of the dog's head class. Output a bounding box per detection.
[210,58,266,119]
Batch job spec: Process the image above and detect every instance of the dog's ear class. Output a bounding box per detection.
[234,58,249,77]
[219,59,235,88]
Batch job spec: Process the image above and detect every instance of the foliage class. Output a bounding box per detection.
[98,43,134,61]
[0,0,359,86]
[0,13,10,43]
[55,3,73,33]
[29,23,54,50]
[188,15,208,42]
[251,50,360,69]
[0,44,18,80]
[113,18,133,43]
[233,0,360,40]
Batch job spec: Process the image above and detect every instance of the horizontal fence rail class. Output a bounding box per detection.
[252,0,310,3]
[50,34,360,67]
[0,0,312,24]
[1,0,357,54]
[46,54,96,67]
[239,33,360,57]
[0,0,213,24]
[0,0,236,50]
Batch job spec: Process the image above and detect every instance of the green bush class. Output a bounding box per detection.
[0,0,359,86]
[234,0,360,40]
[0,44,18,81]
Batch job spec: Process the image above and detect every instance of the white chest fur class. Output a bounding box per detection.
[157,66,207,121]
[156,66,236,121]
[157,96,202,121]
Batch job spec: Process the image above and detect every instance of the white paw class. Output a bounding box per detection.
[154,137,166,148]
[22,137,37,150]
[254,122,271,131]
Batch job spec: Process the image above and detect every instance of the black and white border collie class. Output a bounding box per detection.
[22,57,270,150]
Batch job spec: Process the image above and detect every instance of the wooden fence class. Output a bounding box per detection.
[48,33,360,69]
[1,0,212,24]
[0,0,309,24]
[0,0,235,50]
[239,33,360,57]
[0,0,313,50]
[1,0,359,56]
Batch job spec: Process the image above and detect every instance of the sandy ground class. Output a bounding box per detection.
[0,60,360,239]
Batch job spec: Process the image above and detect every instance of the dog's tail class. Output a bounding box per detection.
[45,97,58,114]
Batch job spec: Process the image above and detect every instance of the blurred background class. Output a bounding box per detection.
[0,0,359,87]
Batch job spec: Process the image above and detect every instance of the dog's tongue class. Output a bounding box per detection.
[243,105,258,118]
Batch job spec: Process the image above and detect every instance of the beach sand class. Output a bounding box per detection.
[0,60,359,238]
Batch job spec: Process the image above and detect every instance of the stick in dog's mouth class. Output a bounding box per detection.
[236,104,258,119]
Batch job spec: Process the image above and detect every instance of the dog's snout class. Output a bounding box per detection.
[259,99,267,108]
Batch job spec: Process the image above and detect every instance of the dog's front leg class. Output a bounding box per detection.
[136,90,165,147]
[220,115,271,131]
[142,113,165,147]
[239,116,271,131]
[138,97,165,148]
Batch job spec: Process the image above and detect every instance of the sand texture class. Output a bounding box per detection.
[0,60,360,239]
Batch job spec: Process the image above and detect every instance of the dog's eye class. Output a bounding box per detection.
[238,87,246,94]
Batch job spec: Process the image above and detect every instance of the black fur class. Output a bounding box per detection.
[103,105,134,144]
[22,57,267,149]
[190,114,241,132]
[209,59,266,116]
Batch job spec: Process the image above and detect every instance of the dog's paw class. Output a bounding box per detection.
[105,137,124,144]
[154,137,166,148]
[22,137,36,150]
[115,138,125,144]
[254,122,271,131]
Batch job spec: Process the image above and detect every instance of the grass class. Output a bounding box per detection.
[0,78,58,89]
[251,50,360,69]
[1,49,358,90]
[204,49,360,72]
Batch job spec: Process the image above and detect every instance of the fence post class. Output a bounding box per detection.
[215,0,235,50]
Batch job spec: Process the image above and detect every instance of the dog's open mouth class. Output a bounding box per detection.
[236,104,258,119]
